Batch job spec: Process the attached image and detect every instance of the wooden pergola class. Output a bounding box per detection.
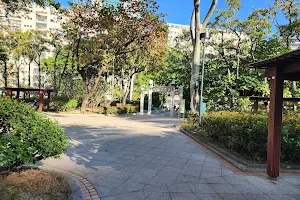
[249,49,300,178]
[5,88,54,112]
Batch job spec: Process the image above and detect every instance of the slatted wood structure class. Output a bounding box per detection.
[5,88,53,112]
[249,96,300,112]
[249,49,300,178]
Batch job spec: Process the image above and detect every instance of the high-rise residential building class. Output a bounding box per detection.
[0,3,67,89]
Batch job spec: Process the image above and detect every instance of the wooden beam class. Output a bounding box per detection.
[7,89,12,99]
[267,66,284,178]
[39,89,43,112]
[281,61,300,74]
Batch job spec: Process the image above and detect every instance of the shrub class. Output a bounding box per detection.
[50,97,78,112]
[0,98,69,168]
[99,105,139,114]
[199,111,300,163]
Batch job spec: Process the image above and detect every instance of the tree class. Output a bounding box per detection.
[63,0,168,111]
[190,0,218,113]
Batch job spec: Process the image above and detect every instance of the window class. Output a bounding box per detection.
[25,16,33,20]
[36,14,47,22]
[9,19,21,30]
[36,22,47,29]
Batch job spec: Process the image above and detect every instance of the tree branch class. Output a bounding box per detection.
[202,0,218,28]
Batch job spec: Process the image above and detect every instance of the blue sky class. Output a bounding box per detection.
[58,0,276,26]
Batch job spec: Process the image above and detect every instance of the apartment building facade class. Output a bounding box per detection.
[0,3,68,89]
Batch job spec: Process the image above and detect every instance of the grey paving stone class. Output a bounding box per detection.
[269,195,299,200]
[111,191,145,200]
[138,168,160,176]
[144,163,165,171]
[243,194,273,200]
[188,183,216,194]
[97,178,125,189]
[151,158,170,165]
[120,165,144,173]
[219,194,247,200]
[194,193,223,200]
[169,192,198,200]
[107,171,134,180]
[94,185,112,197]
[175,174,200,183]
[290,194,300,200]
[205,177,228,184]
[275,182,300,194]
[234,184,264,194]
[210,184,241,194]
[144,191,171,200]
[167,183,192,193]
[161,166,183,174]
[254,183,286,194]
[223,176,249,185]
[149,176,176,186]
[116,180,147,192]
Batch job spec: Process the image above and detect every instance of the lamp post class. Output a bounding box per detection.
[199,28,210,125]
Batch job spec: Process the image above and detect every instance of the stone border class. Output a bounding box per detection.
[42,167,101,200]
[179,128,300,176]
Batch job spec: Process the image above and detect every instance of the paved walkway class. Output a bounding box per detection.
[42,114,300,200]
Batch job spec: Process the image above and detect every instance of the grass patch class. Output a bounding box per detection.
[0,169,72,200]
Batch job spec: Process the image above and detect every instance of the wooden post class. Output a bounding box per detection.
[7,89,12,99]
[47,90,50,112]
[16,90,20,102]
[253,99,258,112]
[267,66,284,179]
[39,89,43,112]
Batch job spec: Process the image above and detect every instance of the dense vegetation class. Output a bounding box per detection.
[0,98,68,168]
[182,111,300,163]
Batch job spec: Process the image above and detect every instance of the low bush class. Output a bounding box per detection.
[50,97,79,112]
[0,98,69,168]
[98,105,139,115]
[188,111,300,163]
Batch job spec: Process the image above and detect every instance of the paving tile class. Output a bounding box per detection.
[223,176,249,185]
[94,185,112,197]
[188,183,216,194]
[116,180,146,192]
[144,191,171,200]
[219,194,247,200]
[234,184,264,194]
[194,193,223,200]
[161,166,183,174]
[210,184,241,194]
[167,183,192,193]
[169,192,198,200]
[127,173,154,184]
[114,191,145,200]
[138,168,160,176]
[243,194,273,200]
[149,176,176,186]
[269,195,299,200]
[175,174,200,183]
[205,177,228,184]
[290,194,300,200]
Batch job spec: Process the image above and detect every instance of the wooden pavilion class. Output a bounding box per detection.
[249,49,300,178]
[5,88,53,112]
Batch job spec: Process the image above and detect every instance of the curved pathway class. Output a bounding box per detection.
[42,114,300,200]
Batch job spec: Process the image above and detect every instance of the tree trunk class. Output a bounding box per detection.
[129,73,135,101]
[58,51,70,95]
[191,0,201,112]
[28,60,32,88]
[80,67,104,113]
[53,49,62,96]
[4,61,7,88]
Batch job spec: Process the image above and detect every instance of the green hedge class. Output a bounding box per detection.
[98,105,139,114]
[200,111,300,162]
[50,97,79,112]
[0,98,69,168]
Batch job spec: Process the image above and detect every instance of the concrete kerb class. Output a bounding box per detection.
[179,127,300,175]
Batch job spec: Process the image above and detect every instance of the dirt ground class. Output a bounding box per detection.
[0,169,72,200]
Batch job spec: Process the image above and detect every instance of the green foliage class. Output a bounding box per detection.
[0,98,68,168]
[50,97,79,112]
[198,111,300,162]
[99,105,139,115]
[237,97,251,111]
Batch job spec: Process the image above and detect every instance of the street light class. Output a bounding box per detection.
[199,28,210,125]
